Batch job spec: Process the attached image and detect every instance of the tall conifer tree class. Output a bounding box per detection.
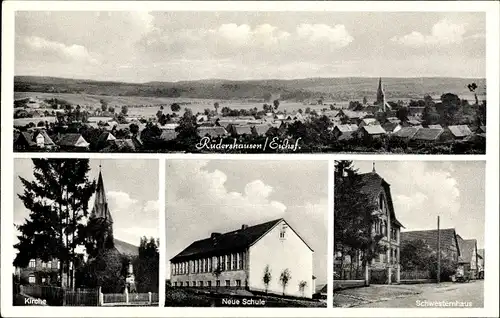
[14,159,95,288]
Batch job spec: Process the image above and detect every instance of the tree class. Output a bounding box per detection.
[129,123,139,135]
[396,106,409,122]
[263,265,272,294]
[363,96,368,105]
[298,280,307,297]
[213,263,223,291]
[298,108,303,114]
[108,106,115,114]
[467,82,479,105]
[133,237,160,293]
[400,239,433,271]
[171,103,181,112]
[214,102,220,114]
[279,268,291,295]
[334,161,381,279]
[273,99,280,111]
[160,105,164,111]
[175,108,199,149]
[100,99,108,112]
[14,159,96,289]
[121,105,128,116]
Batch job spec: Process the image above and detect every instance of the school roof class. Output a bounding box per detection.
[400,229,460,254]
[412,128,443,141]
[170,218,313,262]
[448,125,472,138]
[358,172,403,228]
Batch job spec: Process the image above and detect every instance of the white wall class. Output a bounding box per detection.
[248,220,313,298]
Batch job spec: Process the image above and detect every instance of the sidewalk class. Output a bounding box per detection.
[333,283,456,307]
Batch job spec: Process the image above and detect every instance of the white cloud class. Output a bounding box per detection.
[296,23,353,47]
[391,19,467,47]
[23,36,99,64]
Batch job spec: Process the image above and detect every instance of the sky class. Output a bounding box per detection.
[13,159,159,249]
[165,159,328,284]
[14,11,485,82]
[351,160,485,248]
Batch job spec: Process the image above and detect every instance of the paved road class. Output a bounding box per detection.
[354,280,484,308]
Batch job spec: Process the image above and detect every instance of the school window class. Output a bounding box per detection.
[174,282,177,287]
[205,258,209,272]
[219,256,224,271]
[192,281,196,287]
[225,280,230,287]
[29,259,36,268]
[238,252,243,269]
[225,255,230,270]
[232,253,237,270]
[207,281,212,287]
[186,281,189,287]
[28,275,35,284]
[280,224,287,239]
[180,282,183,287]
[216,280,220,287]
[208,258,212,272]
[236,280,241,287]
[199,281,203,287]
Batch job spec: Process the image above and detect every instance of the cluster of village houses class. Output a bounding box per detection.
[13,79,486,152]
[334,166,485,287]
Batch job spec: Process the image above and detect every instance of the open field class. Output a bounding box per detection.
[14,91,347,116]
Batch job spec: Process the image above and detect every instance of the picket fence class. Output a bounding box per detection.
[20,284,158,306]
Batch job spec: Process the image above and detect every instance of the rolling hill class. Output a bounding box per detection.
[14,76,486,102]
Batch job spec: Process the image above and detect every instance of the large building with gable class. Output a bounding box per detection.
[334,164,404,285]
[170,218,315,298]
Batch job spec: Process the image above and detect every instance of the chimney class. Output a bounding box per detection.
[241,224,248,230]
[210,232,221,239]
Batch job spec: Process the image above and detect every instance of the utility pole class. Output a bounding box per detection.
[437,216,441,284]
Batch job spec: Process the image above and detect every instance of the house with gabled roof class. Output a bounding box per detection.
[411,128,443,143]
[392,127,420,140]
[456,236,478,278]
[197,126,228,138]
[332,124,358,141]
[55,133,90,151]
[251,124,272,136]
[382,122,402,134]
[170,218,314,298]
[357,124,386,140]
[334,166,404,285]
[14,130,56,151]
[226,124,252,136]
[442,125,473,141]
[400,228,461,263]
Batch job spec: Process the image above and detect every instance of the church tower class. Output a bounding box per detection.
[376,77,386,112]
[90,166,114,249]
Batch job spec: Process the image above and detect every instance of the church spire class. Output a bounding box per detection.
[376,77,386,112]
[91,167,113,224]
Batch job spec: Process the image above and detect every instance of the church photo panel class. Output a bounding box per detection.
[13,158,160,306]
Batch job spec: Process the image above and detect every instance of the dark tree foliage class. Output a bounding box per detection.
[171,103,181,112]
[175,108,199,150]
[14,159,96,287]
[132,237,160,293]
[79,249,129,293]
[334,161,382,270]
[400,239,434,271]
